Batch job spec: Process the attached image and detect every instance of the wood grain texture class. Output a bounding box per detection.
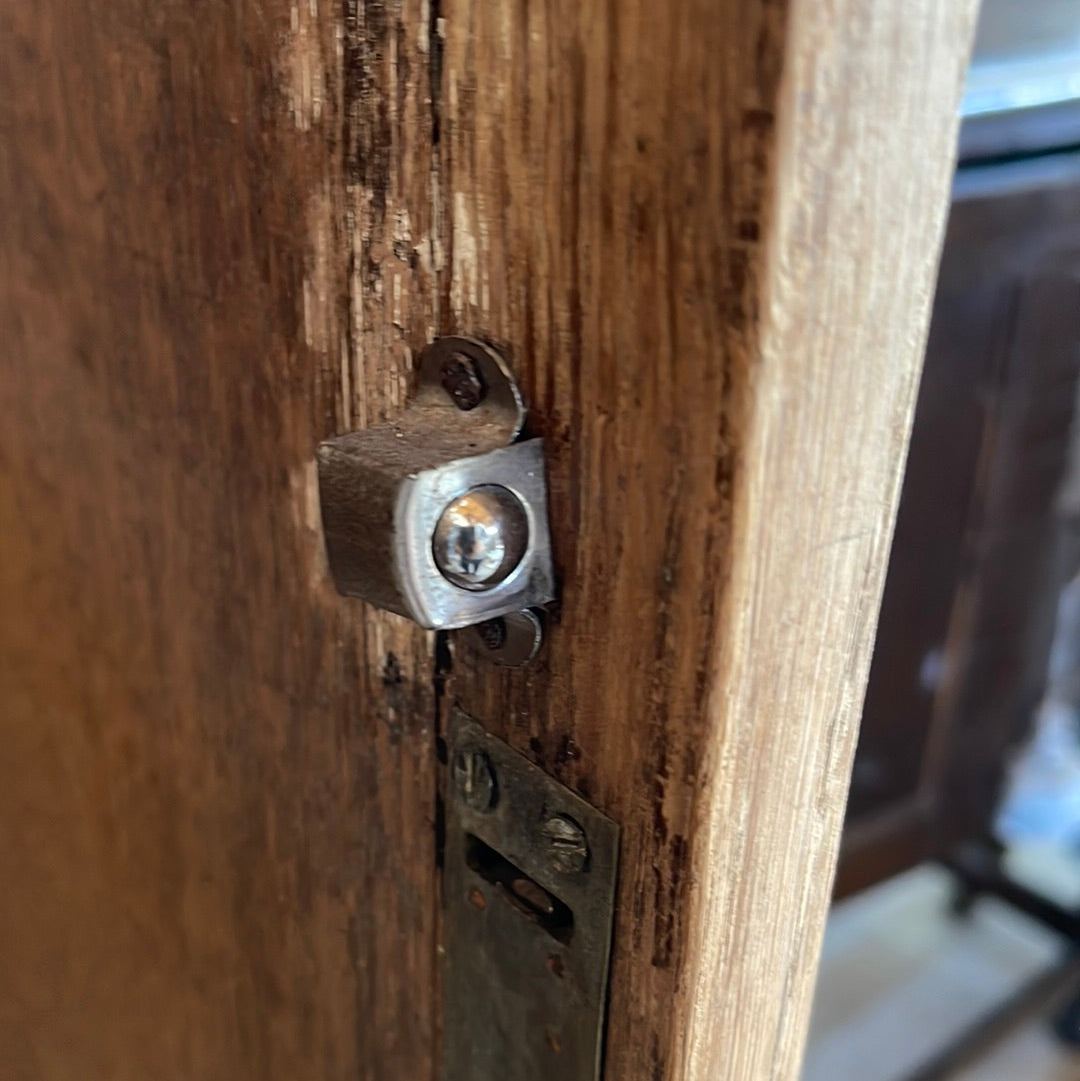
[1,1,975,1080]
[439,0,782,1072]
[437,2,976,1080]
[676,5,978,1076]
[0,1,438,1078]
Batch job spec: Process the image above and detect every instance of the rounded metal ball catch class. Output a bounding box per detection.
[433,485,528,591]
[316,336,553,650]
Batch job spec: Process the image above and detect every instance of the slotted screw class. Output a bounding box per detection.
[440,353,485,411]
[475,617,508,651]
[452,747,496,811]
[541,814,588,874]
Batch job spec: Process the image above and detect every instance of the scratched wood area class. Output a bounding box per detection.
[439,2,978,1080]
[0,2,438,1079]
[0,1,976,1080]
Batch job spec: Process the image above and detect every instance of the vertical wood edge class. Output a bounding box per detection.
[676,2,979,1078]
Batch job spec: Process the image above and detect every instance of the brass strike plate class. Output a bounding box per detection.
[444,710,619,1081]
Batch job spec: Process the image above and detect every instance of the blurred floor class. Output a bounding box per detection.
[804,859,1080,1081]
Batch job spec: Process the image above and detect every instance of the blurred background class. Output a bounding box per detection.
[803,2,1080,1079]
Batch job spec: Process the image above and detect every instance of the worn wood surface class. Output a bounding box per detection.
[0,1,975,1081]
[670,2,976,1069]
[440,2,977,1080]
[0,2,438,1079]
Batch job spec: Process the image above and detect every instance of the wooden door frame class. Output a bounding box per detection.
[0,1,978,1079]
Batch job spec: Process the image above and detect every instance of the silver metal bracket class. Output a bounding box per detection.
[444,710,619,1081]
[316,338,555,649]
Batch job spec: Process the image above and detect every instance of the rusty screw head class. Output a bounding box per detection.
[452,747,497,811]
[440,353,486,411]
[541,814,588,874]
[475,617,508,651]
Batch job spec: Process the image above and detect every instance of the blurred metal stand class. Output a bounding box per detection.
[892,4,1080,1077]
